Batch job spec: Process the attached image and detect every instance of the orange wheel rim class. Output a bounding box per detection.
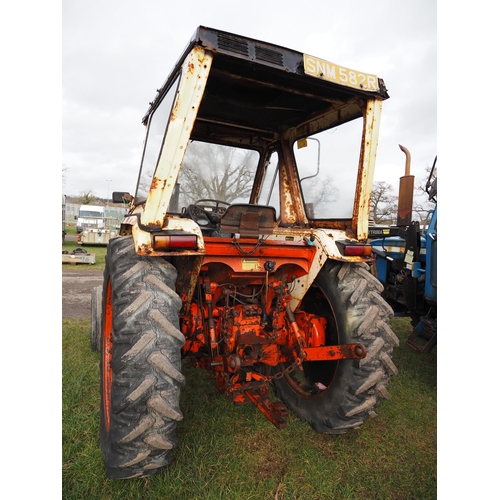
[102,278,113,432]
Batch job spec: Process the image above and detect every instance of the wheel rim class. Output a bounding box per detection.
[280,283,340,398]
[102,278,113,432]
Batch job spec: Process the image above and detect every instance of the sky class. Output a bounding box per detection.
[62,0,437,200]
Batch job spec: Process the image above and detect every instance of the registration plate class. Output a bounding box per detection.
[304,54,379,91]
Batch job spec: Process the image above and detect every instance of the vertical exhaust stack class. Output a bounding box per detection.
[397,145,414,227]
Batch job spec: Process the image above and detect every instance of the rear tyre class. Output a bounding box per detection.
[273,260,399,434]
[100,236,185,479]
[90,285,102,351]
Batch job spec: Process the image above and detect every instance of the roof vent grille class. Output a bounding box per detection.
[255,45,284,66]
[217,33,249,56]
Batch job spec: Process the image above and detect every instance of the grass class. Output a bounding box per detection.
[65,224,78,236]
[62,224,108,270]
[62,316,436,499]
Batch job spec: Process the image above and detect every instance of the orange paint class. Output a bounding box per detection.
[102,278,114,433]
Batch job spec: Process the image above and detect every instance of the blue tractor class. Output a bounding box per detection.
[369,147,437,352]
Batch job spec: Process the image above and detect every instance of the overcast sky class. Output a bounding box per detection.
[62,0,437,200]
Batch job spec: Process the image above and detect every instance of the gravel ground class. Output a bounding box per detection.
[62,269,103,319]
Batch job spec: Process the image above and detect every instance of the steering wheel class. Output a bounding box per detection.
[187,199,230,229]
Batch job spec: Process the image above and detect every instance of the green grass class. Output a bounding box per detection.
[62,317,436,499]
[62,239,108,270]
[65,224,77,236]
[63,222,109,270]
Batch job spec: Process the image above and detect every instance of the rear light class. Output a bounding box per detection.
[343,244,372,256]
[336,240,372,256]
[153,234,198,250]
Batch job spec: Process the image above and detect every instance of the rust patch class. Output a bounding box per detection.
[137,243,153,255]
[150,176,168,191]
[345,227,356,239]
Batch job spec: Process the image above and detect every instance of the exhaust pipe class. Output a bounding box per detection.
[397,145,414,227]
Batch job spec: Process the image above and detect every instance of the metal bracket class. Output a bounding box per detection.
[244,389,289,430]
[303,343,367,361]
[406,316,436,353]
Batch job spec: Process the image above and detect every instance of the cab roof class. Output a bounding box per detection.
[143,26,389,148]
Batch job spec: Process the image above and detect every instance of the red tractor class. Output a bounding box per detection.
[93,26,398,479]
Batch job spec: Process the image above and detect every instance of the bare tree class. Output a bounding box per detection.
[371,160,437,226]
[300,175,339,216]
[178,142,258,206]
[370,181,398,224]
[413,162,437,223]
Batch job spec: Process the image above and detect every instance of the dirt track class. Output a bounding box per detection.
[62,269,103,318]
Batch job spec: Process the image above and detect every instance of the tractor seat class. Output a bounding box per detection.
[219,204,276,238]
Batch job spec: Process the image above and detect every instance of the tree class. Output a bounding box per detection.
[300,174,339,218]
[370,181,398,224]
[412,162,437,224]
[178,142,258,206]
[79,190,96,204]
[371,160,437,226]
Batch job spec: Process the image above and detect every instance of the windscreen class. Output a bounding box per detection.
[79,210,103,217]
[176,140,260,210]
[135,76,180,200]
[256,151,280,217]
[294,118,363,219]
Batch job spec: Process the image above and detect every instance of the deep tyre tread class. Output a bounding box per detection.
[273,260,398,434]
[100,236,184,479]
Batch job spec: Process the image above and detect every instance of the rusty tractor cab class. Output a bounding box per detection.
[97,26,399,479]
